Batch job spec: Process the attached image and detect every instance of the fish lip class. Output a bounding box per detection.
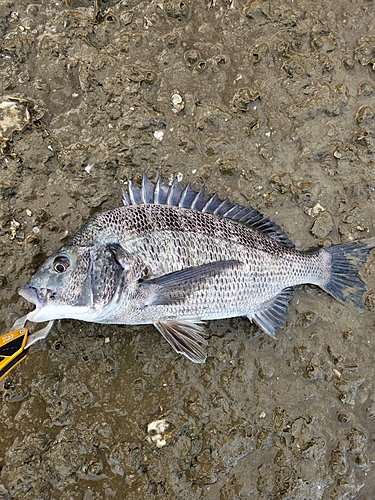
[19,285,51,306]
[19,286,53,321]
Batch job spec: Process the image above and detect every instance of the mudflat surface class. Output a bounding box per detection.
[1,1,375,498]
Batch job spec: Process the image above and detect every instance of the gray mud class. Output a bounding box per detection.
[1,1,375,498]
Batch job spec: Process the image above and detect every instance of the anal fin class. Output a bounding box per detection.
[154,319,207,363]
[249,287,294,338]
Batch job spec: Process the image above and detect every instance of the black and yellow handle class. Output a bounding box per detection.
[0,328,29,381]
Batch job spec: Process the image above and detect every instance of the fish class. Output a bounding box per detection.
[19,173,372,363]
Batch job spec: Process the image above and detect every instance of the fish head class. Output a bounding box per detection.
[19,238,126,323]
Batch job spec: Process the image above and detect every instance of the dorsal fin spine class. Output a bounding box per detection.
[202,193,222,213]
[213,199,234,217]
[222,204,242,218]
[191,186,209,211]
[167,177,183,205]
[122,187,131,206]
[154,175,168,204]
[142,173,155,204]
[128,180,142,205]
[125,173,294,248]
[179,183,197,208]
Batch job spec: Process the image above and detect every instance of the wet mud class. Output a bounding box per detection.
[1,1,375,498]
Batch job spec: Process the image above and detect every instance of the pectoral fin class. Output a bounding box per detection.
[154,319,207,363]
[140,260,242,306]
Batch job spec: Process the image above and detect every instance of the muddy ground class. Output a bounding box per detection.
[1,0,375,498]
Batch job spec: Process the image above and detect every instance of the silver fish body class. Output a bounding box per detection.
[19,174,371,362]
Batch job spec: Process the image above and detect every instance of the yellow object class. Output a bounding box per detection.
[0,327,29,381]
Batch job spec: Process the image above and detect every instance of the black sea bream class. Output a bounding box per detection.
[19,174,371,362]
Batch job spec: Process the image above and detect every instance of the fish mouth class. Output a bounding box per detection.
[19,286,53,321]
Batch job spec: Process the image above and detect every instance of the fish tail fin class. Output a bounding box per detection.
[320,241,371,308]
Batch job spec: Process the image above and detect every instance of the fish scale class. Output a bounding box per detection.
[19,173,372,363]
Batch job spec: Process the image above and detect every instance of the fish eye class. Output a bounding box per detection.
[53,255,70,273]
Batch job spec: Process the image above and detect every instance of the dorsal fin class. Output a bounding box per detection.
[122,174,294,248]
